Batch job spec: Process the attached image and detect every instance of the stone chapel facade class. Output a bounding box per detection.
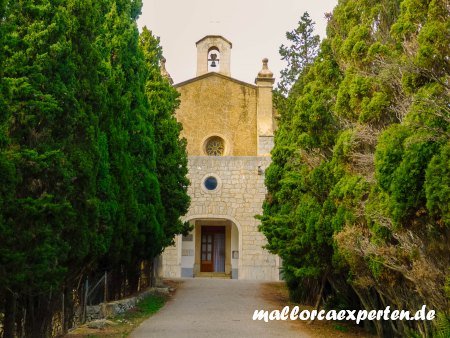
[159,35,280,280]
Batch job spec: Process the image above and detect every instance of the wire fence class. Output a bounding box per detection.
[49,258,159,336]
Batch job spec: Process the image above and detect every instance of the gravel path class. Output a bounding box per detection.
[130,278,309,338]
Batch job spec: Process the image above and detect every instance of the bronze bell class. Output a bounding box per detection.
[209,53,217,67]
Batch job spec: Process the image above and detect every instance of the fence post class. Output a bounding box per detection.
[83,278,88,323]
[104,271,108,303]
[61,292,65,334]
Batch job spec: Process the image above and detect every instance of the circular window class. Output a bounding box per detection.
[205,136,225,156]
[204,176,218,190]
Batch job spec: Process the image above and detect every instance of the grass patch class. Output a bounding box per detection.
[333,324,349,332]
[120,294,166,321]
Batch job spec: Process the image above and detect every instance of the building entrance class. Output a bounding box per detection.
[200,226,225,272]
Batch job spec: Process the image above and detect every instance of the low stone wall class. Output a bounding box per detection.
[86,287,169,321]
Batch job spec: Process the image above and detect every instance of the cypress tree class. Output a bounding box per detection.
[1,0,191,335]
[0,0,170,334]
[0,0,111,335]
[261,0,449,336]
[140,27,191,248]
[97,0,168,296]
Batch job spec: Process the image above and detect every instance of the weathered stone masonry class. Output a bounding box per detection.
[159,35,280,280]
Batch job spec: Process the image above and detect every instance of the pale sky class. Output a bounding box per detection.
[137,0,338,85]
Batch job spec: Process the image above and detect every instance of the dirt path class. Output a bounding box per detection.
[130,278,310,338]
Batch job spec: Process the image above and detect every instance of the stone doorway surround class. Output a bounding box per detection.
[176,216,241,279]
[161,197,281,281]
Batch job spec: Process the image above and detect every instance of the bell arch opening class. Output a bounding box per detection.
[207,47,220,72]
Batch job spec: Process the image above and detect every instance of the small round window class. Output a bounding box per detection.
[205,136,225,156]
[204,176,218,190]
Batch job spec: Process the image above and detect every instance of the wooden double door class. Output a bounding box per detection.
[200,226,225,272]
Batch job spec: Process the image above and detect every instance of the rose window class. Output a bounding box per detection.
[205,136,225,156]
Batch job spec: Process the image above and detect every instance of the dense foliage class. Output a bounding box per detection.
[260,2,449,337]
[0,0,189,336]
[140,27,191,248]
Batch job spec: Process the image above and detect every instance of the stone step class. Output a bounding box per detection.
[195,272,231,279]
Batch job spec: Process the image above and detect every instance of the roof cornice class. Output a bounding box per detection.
[174,72,256,89]
[195,35,232,47]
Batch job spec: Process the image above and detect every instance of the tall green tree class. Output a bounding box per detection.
[261,0,449,336]
[277,12,320,96]
[0,0,189,335]
[0,0,114,335]
[260,36,343,305]
[140,27,191,247]
[95,0,167,295]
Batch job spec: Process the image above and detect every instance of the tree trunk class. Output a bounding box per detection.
[307,273,327,325]
[149,259,154,287]
[3,291,17,338]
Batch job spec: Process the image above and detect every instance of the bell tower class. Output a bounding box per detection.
[196,35,232,77]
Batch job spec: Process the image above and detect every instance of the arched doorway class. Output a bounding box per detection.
[180,217,241,279]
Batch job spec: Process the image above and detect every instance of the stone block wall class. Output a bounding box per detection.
[85,287,170,321]
[160,156,280,281]
[258,136,274,157]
